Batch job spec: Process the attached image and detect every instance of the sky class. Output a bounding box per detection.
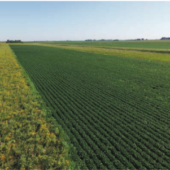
[0,1,170,41]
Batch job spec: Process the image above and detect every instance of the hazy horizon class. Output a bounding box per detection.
[1,1,170,41]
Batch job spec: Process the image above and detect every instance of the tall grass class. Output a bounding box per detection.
[0,44,74,169]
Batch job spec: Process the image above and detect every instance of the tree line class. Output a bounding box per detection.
[6,40,23,43]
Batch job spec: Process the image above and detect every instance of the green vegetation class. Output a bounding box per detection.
[38,40,170,50]
[11,40,170,63]
[0,44,74,169]
[34,43,170,63]
[10,45,170,169]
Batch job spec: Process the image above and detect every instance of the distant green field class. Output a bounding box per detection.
[32,43,170,63]
[11,45,170,169]
[37,40,170,50]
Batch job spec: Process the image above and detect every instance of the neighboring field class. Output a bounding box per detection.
[11,40,170,63]
[38,40,170,50]
[10,45,170,169]
[34,43,170,63]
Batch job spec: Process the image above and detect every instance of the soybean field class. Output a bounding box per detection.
[37,40,170,50]
[10,45,170,169]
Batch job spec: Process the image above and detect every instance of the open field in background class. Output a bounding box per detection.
[35,43,170,63]
[35,40,170,50]
[10,45,170,169]
[0,44,73,169]
[10,40,170,63]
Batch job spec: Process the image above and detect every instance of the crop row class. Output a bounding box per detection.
[11,45,170,169]
[28,68,170,169]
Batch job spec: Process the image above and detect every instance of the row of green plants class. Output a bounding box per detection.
[10,45,170,169]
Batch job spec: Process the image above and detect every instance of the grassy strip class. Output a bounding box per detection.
[0,44,75,169]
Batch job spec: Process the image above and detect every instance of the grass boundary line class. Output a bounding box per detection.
[3,44,78,169]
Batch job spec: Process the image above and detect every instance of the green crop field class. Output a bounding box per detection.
[37,40,170,50]
[10,45,170,169]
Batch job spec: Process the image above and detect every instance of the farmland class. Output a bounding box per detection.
[32,42,170,63]
[26,40,170,63]
[10,44,170,169]
[37,40,170,50]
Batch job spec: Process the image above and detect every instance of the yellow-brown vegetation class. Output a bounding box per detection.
[0,44,72,169]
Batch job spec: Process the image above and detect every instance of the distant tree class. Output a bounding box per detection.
[85,39,93,41]
[6,40,23,43]
[161,37,170,40]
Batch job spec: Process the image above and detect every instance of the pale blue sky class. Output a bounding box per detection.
[0,1,170,41]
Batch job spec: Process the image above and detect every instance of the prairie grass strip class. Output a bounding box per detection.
[0,44,73,169]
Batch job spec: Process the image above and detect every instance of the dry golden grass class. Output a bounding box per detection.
[0,43,72,169]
